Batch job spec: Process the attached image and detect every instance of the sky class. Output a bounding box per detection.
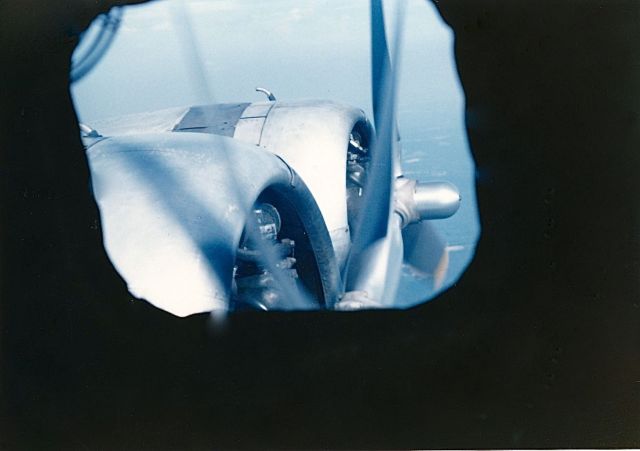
[72,0,462,123]
[71,0,480,307]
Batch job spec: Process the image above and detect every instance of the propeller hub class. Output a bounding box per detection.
[394,178,461,227]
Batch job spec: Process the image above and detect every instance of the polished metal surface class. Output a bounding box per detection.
[413,181,461,220]
[87,132,294,316]
[394,178,461,227]
[257,99,371,269]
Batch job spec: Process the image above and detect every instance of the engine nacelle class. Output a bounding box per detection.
[87,132,339,316]
[233,99,373,271]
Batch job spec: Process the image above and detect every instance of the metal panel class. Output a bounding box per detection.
[174,103,250,136]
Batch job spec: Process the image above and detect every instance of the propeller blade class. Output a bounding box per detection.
[402,221,450,290]
[341,0,406,305]
[370,0,392,130]
[170,0,212,102]
[371,0,402,176]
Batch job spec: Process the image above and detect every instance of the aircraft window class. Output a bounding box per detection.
[71,0,479,312]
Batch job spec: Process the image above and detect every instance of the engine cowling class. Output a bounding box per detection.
[87,132,338,316]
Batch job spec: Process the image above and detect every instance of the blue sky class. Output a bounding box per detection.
[72,0,463,123]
